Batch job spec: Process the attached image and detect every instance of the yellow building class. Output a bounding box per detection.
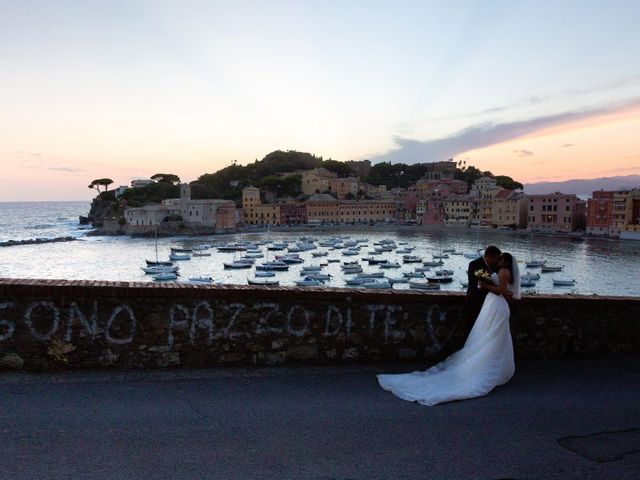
[609,189,640,236]
[490,190,528,229]
[300,168,337,196]
[242,186,281,226]
[329,177,360,199]
[443,195,473,226]
[305,193,396,224]
[305,194,341,224]
[339,200,396,223]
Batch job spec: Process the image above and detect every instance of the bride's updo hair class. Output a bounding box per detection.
[499,253,514,282]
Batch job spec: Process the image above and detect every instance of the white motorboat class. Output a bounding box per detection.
[243,252,264,258]
[255,271,276,277]
[153,272,178,281]
[403,271,425,278]
[192,251,211,257]
[279,255,304,264]
[522,272,540,281]
[402,255,422,263]
[305,273,331,281]
[521,279,537,287]
[146,259,173,267]
[387,277,409,284]
[525,260,545,268]
[379,262,401,269]
[342,261,360,268]
[433,253,449,259]
[170,246,192,253]
[217,243,246,252]
[342,248,360,256]
[342,267,364,275]
[363,257,388,264]
[327,258,340,263]
[409,280,441,291]
[414,266,431,273]
[553,276,576,286]
[188,276,214,283]
[141,265,179,274]
[223,261,252,269]
[301,265,323,272]
[541,264,563,273]
[463,252,482,259]
[426,275,453,283]
[363,279,392,289]
[256,261,289,271]
[434,269,454,276]
[169,253,191,261]
[238,257,256,264]
[295,277,325,287]
[266,242,288,251]
[345,278,366,286]
[356,272,385,279]
[248,278,279,286]
[423,260,444,267]
[312,251,328,257]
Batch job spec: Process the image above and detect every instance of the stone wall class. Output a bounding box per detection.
[0,279,638,371]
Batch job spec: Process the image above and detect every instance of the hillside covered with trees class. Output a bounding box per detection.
[86,150,523,226]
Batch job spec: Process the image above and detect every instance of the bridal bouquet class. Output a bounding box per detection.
[475,268,493,288]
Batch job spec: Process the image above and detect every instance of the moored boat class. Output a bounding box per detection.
[409,280,441,290]
[248,278,279,286]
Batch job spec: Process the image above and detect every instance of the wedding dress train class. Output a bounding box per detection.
[377,286,515,406]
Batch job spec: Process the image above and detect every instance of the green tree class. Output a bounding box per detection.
[151,173,181,185]
[321,159,355,177]
[88,178,114,194]
[494,175,524,190]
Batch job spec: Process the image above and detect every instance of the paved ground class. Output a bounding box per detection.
[1,358,639,480]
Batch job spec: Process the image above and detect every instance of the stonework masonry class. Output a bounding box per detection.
[0,278,638,371]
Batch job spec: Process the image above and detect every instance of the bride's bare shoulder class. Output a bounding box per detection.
[498,267,512,280]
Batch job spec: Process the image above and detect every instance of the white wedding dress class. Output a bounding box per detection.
[378,268,520,406]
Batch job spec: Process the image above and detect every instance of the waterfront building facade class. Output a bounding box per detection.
[279,202,308,225]
[443,195,473,226]
[490,190,528,229]
[586,190,615,235]
[124,183,237,233]
[242,186,281,226]
[527,193,586,232]
[305,194,342,224]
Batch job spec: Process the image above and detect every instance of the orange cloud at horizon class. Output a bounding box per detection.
[461,106,640,184]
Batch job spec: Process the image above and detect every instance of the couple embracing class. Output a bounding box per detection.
[378,246,520,406]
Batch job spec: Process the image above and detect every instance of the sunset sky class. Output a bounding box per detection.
[1,0,639,201]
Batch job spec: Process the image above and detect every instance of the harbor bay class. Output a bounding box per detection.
[1,219,638,297]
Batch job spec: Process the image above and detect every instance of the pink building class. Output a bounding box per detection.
[279,202,308,225]
[396,193,418,222]
[527,193,586,232]
[586,190,615,235]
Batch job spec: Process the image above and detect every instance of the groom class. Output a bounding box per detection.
[463,245,502,338]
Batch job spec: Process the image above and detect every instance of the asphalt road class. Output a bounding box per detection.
[1,358,639,480]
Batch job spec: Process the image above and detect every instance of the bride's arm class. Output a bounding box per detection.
[480,269,512,297]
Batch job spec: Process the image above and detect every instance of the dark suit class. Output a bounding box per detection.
[464,257,491,337]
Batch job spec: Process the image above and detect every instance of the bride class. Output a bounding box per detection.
[378,252,520,406]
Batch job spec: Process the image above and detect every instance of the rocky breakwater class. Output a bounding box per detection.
[0,236,77,248]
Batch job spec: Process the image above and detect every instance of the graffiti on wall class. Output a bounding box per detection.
[0,299,462,353]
